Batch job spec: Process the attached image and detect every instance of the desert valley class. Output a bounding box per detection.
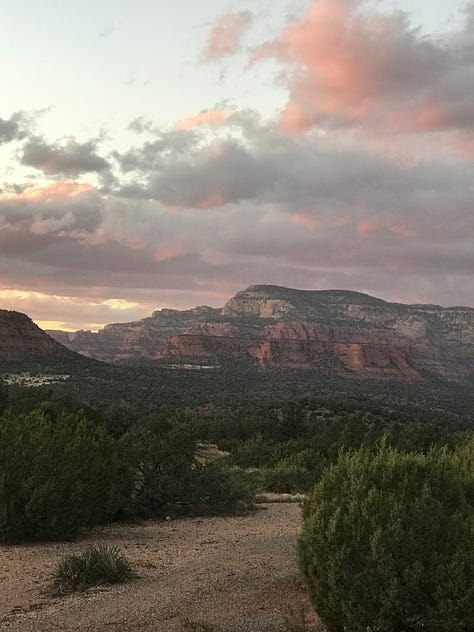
[0,284,473,630]
[2,0,474,629]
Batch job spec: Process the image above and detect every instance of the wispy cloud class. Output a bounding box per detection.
[176,110,227,130]
[202,11,253,61]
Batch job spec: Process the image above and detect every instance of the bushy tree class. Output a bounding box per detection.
[298,445,474,632]
[191,461,256,515]
[118,419,254,519]
[0,410,120,542]
[118,419,197,518]
[454,432,474,502]
[262,455,315,494]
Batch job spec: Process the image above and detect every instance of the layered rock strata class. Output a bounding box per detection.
[47,285,474,383]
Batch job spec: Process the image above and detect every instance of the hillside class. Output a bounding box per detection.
[47,285,474,383]
[0,309,95,372]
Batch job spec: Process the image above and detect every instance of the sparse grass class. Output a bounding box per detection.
[51,544,137,594]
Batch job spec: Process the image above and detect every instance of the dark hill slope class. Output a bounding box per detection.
[0,310,95,372]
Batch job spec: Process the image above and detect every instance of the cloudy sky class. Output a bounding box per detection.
[1,0,473,330]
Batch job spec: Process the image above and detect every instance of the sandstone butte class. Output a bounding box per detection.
[44,285,474,384]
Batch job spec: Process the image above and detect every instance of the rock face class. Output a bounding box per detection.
[48,306,220,363]
[0,310,85,369]
[47,285,474,383]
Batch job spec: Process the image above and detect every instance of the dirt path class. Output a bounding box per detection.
[0,503,316,631]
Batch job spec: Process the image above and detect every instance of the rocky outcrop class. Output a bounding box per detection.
[249,322,422,379]
[0,310,86,369]
[159,321,439,381]
[47,285,474,383]
[223,286,474,346]
[222,285,386,319]
[48,306,220,363]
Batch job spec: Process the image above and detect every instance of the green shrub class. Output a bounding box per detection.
[231,434,277,468]
[51,544,136,593]
[454,432,474,502]
[191,462,256,515]
[298,445,474,632]
[0,410,121,543]
[118,421,256,519]
[262,462,314,494]
[118,422,197,519]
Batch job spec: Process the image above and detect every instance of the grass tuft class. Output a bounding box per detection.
[51,544,137,594]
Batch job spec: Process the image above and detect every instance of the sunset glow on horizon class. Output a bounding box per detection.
[1,0,473,330]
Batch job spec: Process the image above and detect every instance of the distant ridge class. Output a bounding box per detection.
[46,285,474,384]
[240,285,389,305]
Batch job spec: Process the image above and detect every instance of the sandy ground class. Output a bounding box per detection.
[0,503,317,632]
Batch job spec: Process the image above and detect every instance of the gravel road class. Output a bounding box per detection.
[0,503,316,632]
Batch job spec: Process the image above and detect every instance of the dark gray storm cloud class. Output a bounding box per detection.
[21,136,109,176]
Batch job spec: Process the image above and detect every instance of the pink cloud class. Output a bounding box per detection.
[357,218,415,239]
[253,0,400,131]
[176,110,227,130]
[163,192,228,212]
[0,181,94,202]
[253,0,473,137]
[203,11,252,61]
[154,241,189,262]
[196,193,228,209]
[292,212,320,230]
[292,212,350,230]
[387,106,448,133]
[450,135,474,159]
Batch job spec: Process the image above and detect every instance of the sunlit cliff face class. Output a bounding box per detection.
[1,1,473,329]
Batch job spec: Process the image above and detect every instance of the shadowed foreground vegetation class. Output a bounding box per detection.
[300,442,474,632]
[0,381,473,630]
[0,401,255,543]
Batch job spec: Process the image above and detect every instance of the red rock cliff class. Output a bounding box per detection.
[47,285,474,383]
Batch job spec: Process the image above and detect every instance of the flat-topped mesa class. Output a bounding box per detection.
[239,285,387,305]
[222,287,474,341]
[223,285,388,319]
[46,285,474,383]
[152,305,218,319]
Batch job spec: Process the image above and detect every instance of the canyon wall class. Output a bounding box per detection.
[47,285,474,383]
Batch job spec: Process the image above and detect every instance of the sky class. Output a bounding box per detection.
[1,0,473,330]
